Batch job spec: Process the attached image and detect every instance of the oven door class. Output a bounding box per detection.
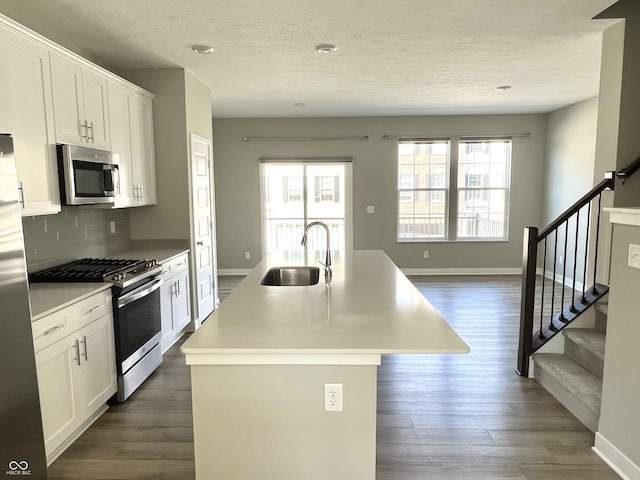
[115,277,163,374]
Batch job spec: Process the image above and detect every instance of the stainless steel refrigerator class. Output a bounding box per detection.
[0,134,48,478]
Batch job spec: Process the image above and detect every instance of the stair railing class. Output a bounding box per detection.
[616,156,640,184]
[516,176,614,376]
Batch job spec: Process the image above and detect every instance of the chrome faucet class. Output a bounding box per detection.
[301,221,332,280]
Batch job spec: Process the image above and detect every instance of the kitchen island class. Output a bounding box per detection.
[181,250,468,480]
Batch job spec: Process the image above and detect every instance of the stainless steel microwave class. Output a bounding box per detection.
[57,144,120,205]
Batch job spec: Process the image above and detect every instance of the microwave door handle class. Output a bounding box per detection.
[117,278,164,308]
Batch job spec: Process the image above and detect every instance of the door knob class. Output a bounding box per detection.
[197,241,204,246]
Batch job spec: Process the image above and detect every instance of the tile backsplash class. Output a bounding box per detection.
[22,206,131,272]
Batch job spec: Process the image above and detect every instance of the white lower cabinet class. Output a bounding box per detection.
[33,291,116,465]
[160,253,192,352]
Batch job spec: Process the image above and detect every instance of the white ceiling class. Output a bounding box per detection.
[0,0,620,118]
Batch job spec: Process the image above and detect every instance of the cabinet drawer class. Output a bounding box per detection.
[32,290,112,352]
[32,309,71,353]
[161,253,189,278]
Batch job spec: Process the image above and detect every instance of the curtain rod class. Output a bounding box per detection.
[243,135,369,142]
[383,133,530,140]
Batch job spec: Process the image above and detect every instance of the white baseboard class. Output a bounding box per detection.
[593,432,640,480]
[536,267,586,292]
[218,269,252,276]
[400,268,521,276]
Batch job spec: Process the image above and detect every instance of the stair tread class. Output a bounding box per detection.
[533,353,602,411]
[562,328,605,360]
[594,302,608,316]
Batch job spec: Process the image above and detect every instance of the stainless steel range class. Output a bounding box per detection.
[30,258,164,401]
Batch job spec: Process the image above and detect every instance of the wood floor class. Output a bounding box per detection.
[47,275,620,480]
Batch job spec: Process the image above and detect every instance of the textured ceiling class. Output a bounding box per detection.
[0,0,620,118]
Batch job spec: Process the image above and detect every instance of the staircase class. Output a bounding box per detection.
[532,302,607,432]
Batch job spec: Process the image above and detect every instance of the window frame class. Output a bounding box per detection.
[396,137,511,243]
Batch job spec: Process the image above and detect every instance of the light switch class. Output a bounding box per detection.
[366,206,375,214]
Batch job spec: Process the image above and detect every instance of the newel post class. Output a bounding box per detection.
[517,227,539,376]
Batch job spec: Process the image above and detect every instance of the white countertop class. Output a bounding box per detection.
[29,283,112,320]
[181,250,469,365]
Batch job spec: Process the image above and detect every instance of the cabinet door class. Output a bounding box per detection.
[131,93,157,205]
[50,52,85,145]
[2,28,60,216]
[75,314,117,414]
[81,68,111,150]
[160,278,175,352]
[36,337,78,459]
[173,271,191,331]
[107,81,135,207]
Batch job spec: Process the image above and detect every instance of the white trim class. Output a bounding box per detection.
[184,353,382,366]
[0,13,151,96]
[218,268,252,276]
[401,268,521,276]
[605,207,640,227]
[593,432,640,480]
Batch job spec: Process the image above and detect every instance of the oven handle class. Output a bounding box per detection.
[117,277,164,309]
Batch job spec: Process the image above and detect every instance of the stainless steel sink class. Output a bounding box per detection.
[260,266,320,286]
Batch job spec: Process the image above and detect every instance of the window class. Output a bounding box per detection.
[397,138,511,241]
[282,176,303,203]
[314,175,340,202]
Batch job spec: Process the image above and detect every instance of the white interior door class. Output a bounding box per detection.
[190,134,218,325]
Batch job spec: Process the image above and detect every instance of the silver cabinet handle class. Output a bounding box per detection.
[74,339,81,365]
[89,304,105,313]
[80,120,88,139]
[81,335,88,361]
[18,181,25,209]
[177,280,181,296]
[44,324,65,336]
[88,121,95,142]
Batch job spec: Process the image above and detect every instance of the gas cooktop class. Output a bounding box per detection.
[29,257,162,289]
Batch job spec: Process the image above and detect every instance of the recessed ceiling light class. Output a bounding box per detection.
[495,85,512,92]
[316,44,338,54]
[294,103,307,107]
[192,45,214,54]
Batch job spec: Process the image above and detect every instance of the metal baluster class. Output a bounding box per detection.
[539,237,548,338]
[550,230,558,329]
[582,202,591,302]
[559,220,569,322]
[592,193,603,295]
[570,210,580,313]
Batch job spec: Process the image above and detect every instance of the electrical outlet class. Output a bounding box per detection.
[110,221,116,234]
[423,250,429,259]
[628,244,640,269]
[245,251,251,260]
[366,205,375,214]
[324,383,343,412]
[559,255,563,265]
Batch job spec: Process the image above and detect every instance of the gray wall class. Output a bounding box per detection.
[597,222,640,471]
[541,97,599,286]
[212,115,547,270]
[22,206,131,272]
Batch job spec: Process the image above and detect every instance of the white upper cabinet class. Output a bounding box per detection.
[50,52,111,151]
[0,26,61,216]
[107,80,156,207]
[130,93,156,205]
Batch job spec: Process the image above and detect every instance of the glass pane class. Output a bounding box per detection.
[306,164,346,251]
[263,164,305,252]
[457,189,506,238]
[397,141,449,240]
[263,163,347,253]
[458,141,510,188]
